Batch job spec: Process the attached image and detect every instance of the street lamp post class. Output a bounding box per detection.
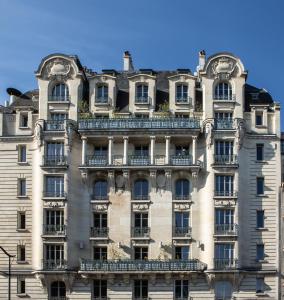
[0,246,15,300]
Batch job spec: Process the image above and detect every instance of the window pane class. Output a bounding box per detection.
[256,144,264,161]
[257,177,264,195]
[257,210,264,228]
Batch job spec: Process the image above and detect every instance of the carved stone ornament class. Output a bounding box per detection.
[157,174,166,189]
[92,204,108,212]
[43,58,73,81]
[204,120,214,149]
[235,119,246,150]
[174,203,190,211]
[65,121,76,151]
[132,203,149,211]
[205,273,215,290]
[34,120,43,148]
[212,57,237,79]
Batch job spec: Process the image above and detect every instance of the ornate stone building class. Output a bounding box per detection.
[0,51,281,299]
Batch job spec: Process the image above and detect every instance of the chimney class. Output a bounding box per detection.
[197,50,206,72]
[123,51,134,72]
[9,95,16,105]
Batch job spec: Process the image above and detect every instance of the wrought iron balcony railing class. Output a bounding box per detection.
[95,96,111,104]
[214,119,234,130]
[78,117,201,130]
[42,259,67,270]
[129,155,150,166]
[132,227,150,238]
[132,195,150,201]
[91,195,109,201]
[214,224,238,235]
[86,155,108,166]
[214,191,237,197]
[48,95,70,102]
[175,96,192,104]
[43,155,67,167]
[43,191,66,198]
[173,195,190,201]
[80,259,207,272]
[90,227,109,238]
[173,226,192,237]
[49,297,67,300]
[171,155,193,166]
[45,120,65,131]
[135,96,151,104]
[43,224,66,235]
[213,94,236,101]
[214,258,238,270]
[214,155,238,165]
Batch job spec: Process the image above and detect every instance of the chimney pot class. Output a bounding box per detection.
[123,51,134,72]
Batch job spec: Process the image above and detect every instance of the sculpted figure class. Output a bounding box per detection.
[34,121,43,147]
[205,122,214,148]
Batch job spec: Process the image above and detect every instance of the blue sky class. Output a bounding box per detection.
[0,0,283,125]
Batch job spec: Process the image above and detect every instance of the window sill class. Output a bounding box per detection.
[94,102,110,106]
[255,227,268,231]
[256,292,267,297]
[17,162,29,165]
[18,127,30,130]
[16,293,28,298]
[256,194,268,198]
[17,261,28,264]
[255,259,268,263]
[255,160,267,164]
[255,125,267,129]
[16,229,29,233]
[47,100,70,104]
[17,195,29,199]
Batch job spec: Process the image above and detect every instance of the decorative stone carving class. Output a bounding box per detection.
[122,170,130,191]
[109,243,126,260]
[212,57,237,79]
[149,170,157,192]
[174,203,190,211]
[205,120,214,149]
[115,174,124,188]
[92,204,108,212]
[43,58,73,81]
[205,273,215,290]
[156,174,166,189]
[235,119,246,150]
[132,203,149,211]
[65,121,76,152]
[165,170,172,190]
[34,120,43,148]
[108,171,115,193]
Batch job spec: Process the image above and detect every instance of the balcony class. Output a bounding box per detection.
[214,258,238,270]
[45,120,65,131]
[214,191,237,198]
[213,94,236,101]
[78,117,201,131]
[135,96,151,104]
[43,224,66,236]
[214,119,234,130]
[131,227,150,238]
[86,155,108,166]
[43,191,66,199]
[173,226,192,238]
[214,155,238,165]
[42,259,67,270]
[90,227,109,238]
[171,155,192,166]
[129,155,150,166]
[175,96,192,105]
[132,195,150,201]
[214,224,238,236]
[48,95,70,102]
[172,195,190,201]
[42,155,67,167]
[95,96,111,104]
[80,259,207,273]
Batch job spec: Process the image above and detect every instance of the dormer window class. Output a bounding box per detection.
[214,82,233,100]
[51,83,69,101]
[136,84,149,104]
[20,114,28,128]
[96,84,109,104]
[176,84,188,103]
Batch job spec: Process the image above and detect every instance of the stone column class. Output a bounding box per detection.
[123,136,129,165]
[165,136,171,165]
[192,136,197,164]
[82,137,87,165]
[150,136,155,165]
[108,136,113,165]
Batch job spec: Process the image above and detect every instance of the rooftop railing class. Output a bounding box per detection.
[214,258,238,270]
[214,224,238,235]
[80,259,207,272]
[45,120,65,131]
[214,155,238,165]
[78,117,200,131]
[42,259,67,270]
[43,155,67,167]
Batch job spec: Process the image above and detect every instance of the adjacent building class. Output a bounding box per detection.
[0,51,281,299]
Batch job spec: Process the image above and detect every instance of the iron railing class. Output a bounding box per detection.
[214,191,237,197]
[91,195,109,201]
[173,227,192,237]
[129,155,150,166]
[173,195,190,201]
[135,96,151,104]
[214,119,234,130]
[214,224,238,235]
[42,259,67,270]
[90,227,109,238]
[43,224,66,235]
[43,155,67,167]
[171,155,193,166]
[95,96,111,104]
[132,227,150,238]
[213,94,236,101]
[80,259,207,272]
[43,191,66,198]
[214,155,238,164]
[45,120,65,131]
[49,297,67,300]
[48,95,70,102]
[175,96,192,104]
[78,117,200,130]
[132,195,150,201]
[214,258,238,270]
[86,155,108,166]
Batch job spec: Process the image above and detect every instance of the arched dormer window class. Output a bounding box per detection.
[96,84,109,103]
[214,82,232,100]
[176,84,188,103]
[136,84,149,104]
[51,83,69,101]
[93,180,108,200]
[175,179,190,200]
[133,179,149,200]
[50,281,66,297]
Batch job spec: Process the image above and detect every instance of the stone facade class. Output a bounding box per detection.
[0,51,281,299]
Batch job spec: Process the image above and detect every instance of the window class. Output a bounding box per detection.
[175,212,189,230]
[134,213,148,228]
[50,113,68,121]
[18,145,27,163]
[256,277,264,293]
[45,176,64,197]
[93,180,108,200]
[46,142,64,157]
[255,112,263,126]
[93,247,107,260]
[175,179,190,200]
[257,210,264,228]
[94,280,107,298]
[175,145,189,156]
[215,141,233,156]
[45,210,64,234]
[176,84,188,103]
[133,179,149,200]
[134,145,149,156]
[214,244,234,268]
[50,281,66,297]
[94,145,108,156]
[17,278,25,294]
[45,244,64,267]
[51,83,69,101]
[134,280,148,299]
[215,175,234,197]
[136,84,149,103]
[134,247,148,260]
[18,212,26,230]
[175,246,189,260]
[215,209,234,234]
[94,213,107,228]
[256,144,264,161]
[256,177,264,195]
[175,280,189,299]
[18,179,26,196]
[18,245,26,262]
[215,281,233,300]
[20,114,28,128]
[214,112,233,129]
[214,82,232,100]
[96,84,109,103]
[256,244,264,261]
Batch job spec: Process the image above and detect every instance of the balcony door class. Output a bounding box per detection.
[50,281,66,298]
[45,244,64,264]
[215,141,233,156]
[134,213,148,228]
[175,212,189,228]
[215,244,234,260]
[46,210,64,227]
[215,175,233,196]
[46,142,64,157]
[46,176,64,197]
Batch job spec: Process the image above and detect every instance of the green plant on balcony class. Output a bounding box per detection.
[154,101,170,118]
[78,100,92,119]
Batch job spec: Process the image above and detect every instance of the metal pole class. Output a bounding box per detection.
[8,256,10,300]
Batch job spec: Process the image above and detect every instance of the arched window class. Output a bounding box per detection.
[93,180,108,200]
[136,84,149,103]
[96,84,109,103]
[214,82,232,100]
[175,179,190,200]
[51,83,69,101]
[50,281,66,297]
[134,179,149,200]
[176,84,188,103]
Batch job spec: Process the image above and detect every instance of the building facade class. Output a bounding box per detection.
[0,51,281,299]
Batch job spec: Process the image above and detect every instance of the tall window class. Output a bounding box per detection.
[175,179,190,200]
[214,82,232,100]
[50,113,67,121]
[133,179,149,200]
[94,247,107,260]
[215,281,233,300]
[136,84,149,103]
[215,141,233,156]
[175,246,189,260]
[96,84,109,103]
[94,213,107,228]
[93,180,108,200]
[50,281,66,298]
[134,247,148,260]
[215,175,234,196]
[256,244,264,261]
[175,280,189,299]
[256,177,264,195]
[45,210,64,234]
[18,179,26,196]
[18,212,26,230]
[256,144,264,161]
[94,146,108,156]
[94,280,107,299]
[175,212,189,232]
[256,278,264,293]
[17,278,26,294]
[134,280,148,299]
[214,112,233,130]
[45,176,64,197]
[215,209,234,234]
[45,142,64,165]
[51,83,69,101]
[45,244,64,266]
[18,145,27,163]
[134,145,149,156]
[20,114,28,128]
[214,243,234,265]
[176,84,188,103]
[255,112,263,126]
[256,210,264,228]
[17,245,26,262]
[134,213,148,228]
